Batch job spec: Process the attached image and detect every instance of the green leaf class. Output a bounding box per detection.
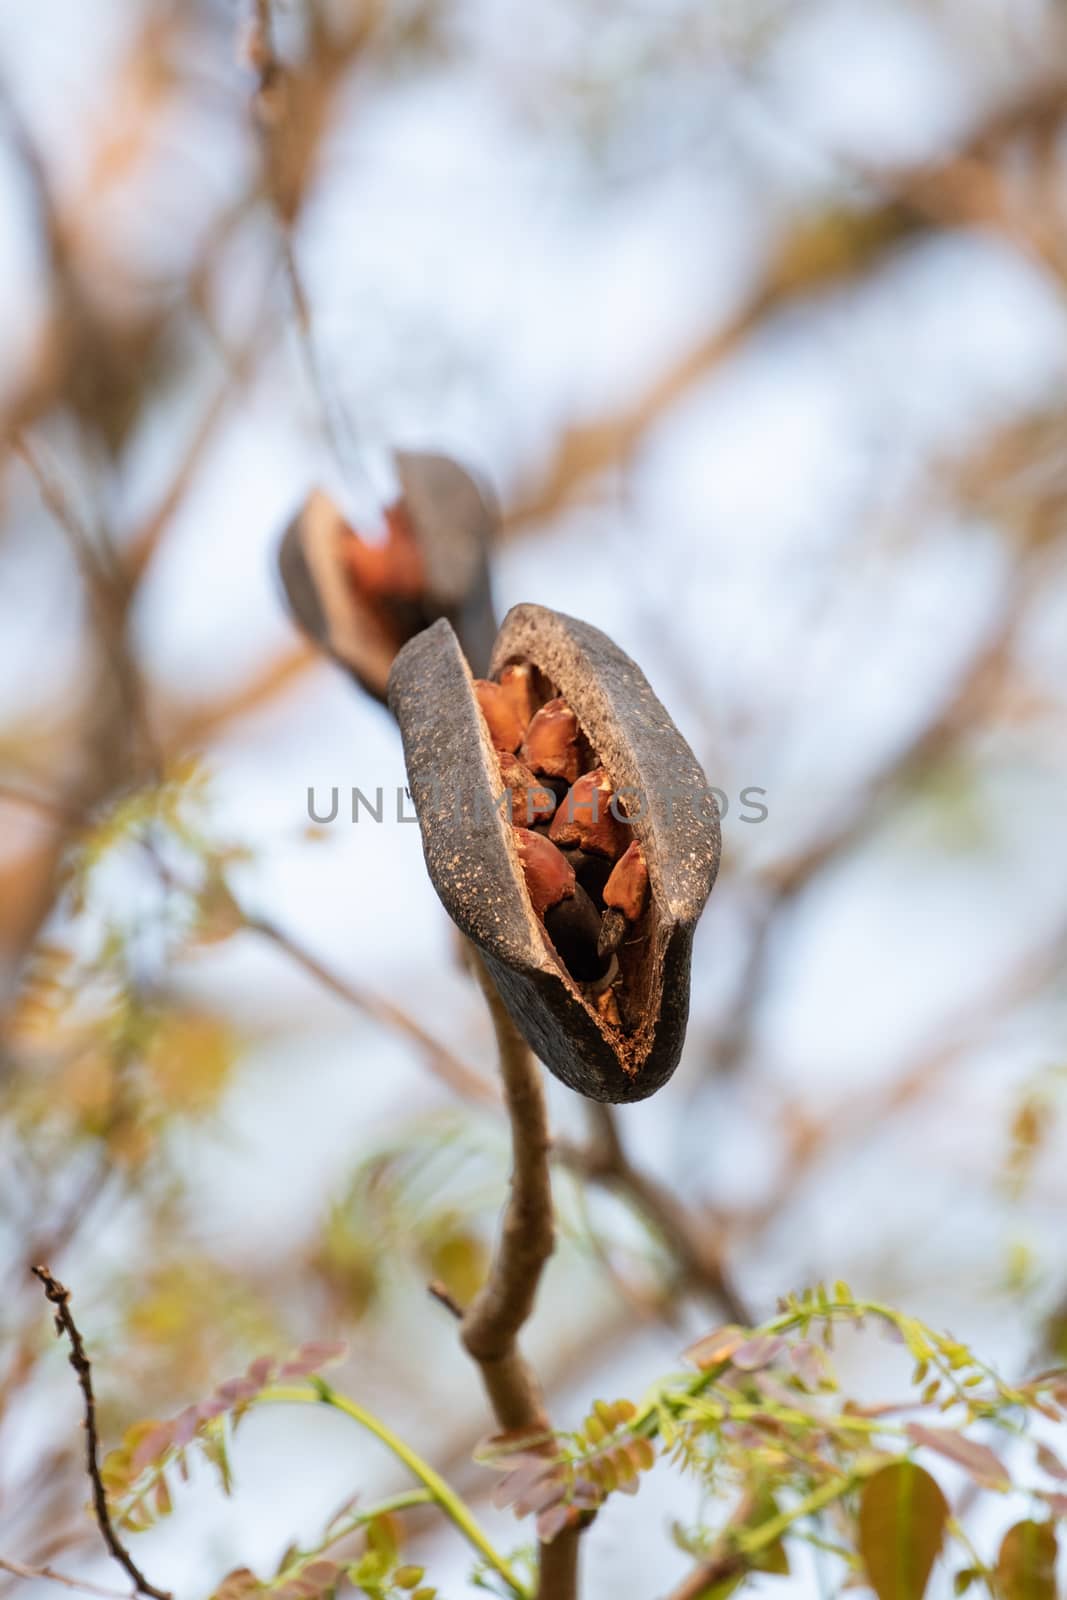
[858,1461,948,1600]
[994,1519,1057,1600]
[742,1486,791,1576]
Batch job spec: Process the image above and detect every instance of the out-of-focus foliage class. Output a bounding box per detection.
[96,1289,1067,1598]
[4,0,1067,1596]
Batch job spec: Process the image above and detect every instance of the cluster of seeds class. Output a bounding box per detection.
[472,663,650,1029]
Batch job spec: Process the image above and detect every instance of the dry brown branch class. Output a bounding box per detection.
[459,951,581,1600]
[664,1550,746,1600]
[660,1486,764,1600]
[503,295,773,531]
[30,1267,171,1600]
[162,641,318,747]
[558,1104,752,1324]
[123,316,273,589]
[246,0,369,471]
[0,784,84,826]
[0,1556,133,1600]
[734,913,1067,1240]
[460,954,555,1433]
[502,79,1067,539]
[663,1552,746,1600]
[713,548,1045,1073]
[0,439,160,978]
[241,907,499,1107]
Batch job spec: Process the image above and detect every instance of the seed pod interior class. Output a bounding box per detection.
[278,451,499,704]
[388,604,720,1102]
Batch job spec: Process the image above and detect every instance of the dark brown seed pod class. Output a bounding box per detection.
[387,603,720,1102]
[278,451,498,703]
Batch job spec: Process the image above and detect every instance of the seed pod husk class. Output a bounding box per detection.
[278,450,497,703]
[388,603,720,1102]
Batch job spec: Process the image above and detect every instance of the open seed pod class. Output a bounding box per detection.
[388,603,720,1102]
[278,450,498,702]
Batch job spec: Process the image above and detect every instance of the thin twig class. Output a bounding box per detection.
[0,783,84,826]
[163,641,317,747]
[662,1549,746,1600]
[501,79,1067,539]
[0,1558,133,1600]
[459,952,581,1600]
[13,438,157,775]
[558,1105,752,1325]
[30,1267,171,1600]
[123,315,272,588]
[713,552,1042,1074]
[427,1280,465,1320]
[460,955,555,1433]
[241,908,498,1106]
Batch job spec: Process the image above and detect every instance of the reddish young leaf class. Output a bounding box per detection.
[212,1570,260,1600]
[682,1325,748,1370]
[1036,1442,1067,1481]
[731,1335,787,1372]
[536,1502,580,1542]
[905,1424,1011,1491]
[130,1421,177,1474]
[278,1341,347,1379]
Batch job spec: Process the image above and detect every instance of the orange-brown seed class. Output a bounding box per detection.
[521,697,582,784]
[498,662,539,732]
[603,841,649,921]
[474,679,525,752]
[549,768,629,860]
[497,753,556,826]
[342,500,424,600]
[514,828,575,917]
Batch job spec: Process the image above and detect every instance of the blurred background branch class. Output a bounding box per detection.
[2,0,1067,1594]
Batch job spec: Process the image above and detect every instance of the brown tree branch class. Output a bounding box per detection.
[501,77,1067,540]
[0,1557,133,1600]
[162,641,318,747]
[712,546,1046,1074]
[460,955,555,1432]
[238,908,499,1107]
[459,952,581,1600]
[662,1550,746,1600]
[30,1267,171,1600]
[558,1104,752,1324]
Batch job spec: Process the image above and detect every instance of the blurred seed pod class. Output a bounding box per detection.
[278,451,498,702]
[388,603,720,1102]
